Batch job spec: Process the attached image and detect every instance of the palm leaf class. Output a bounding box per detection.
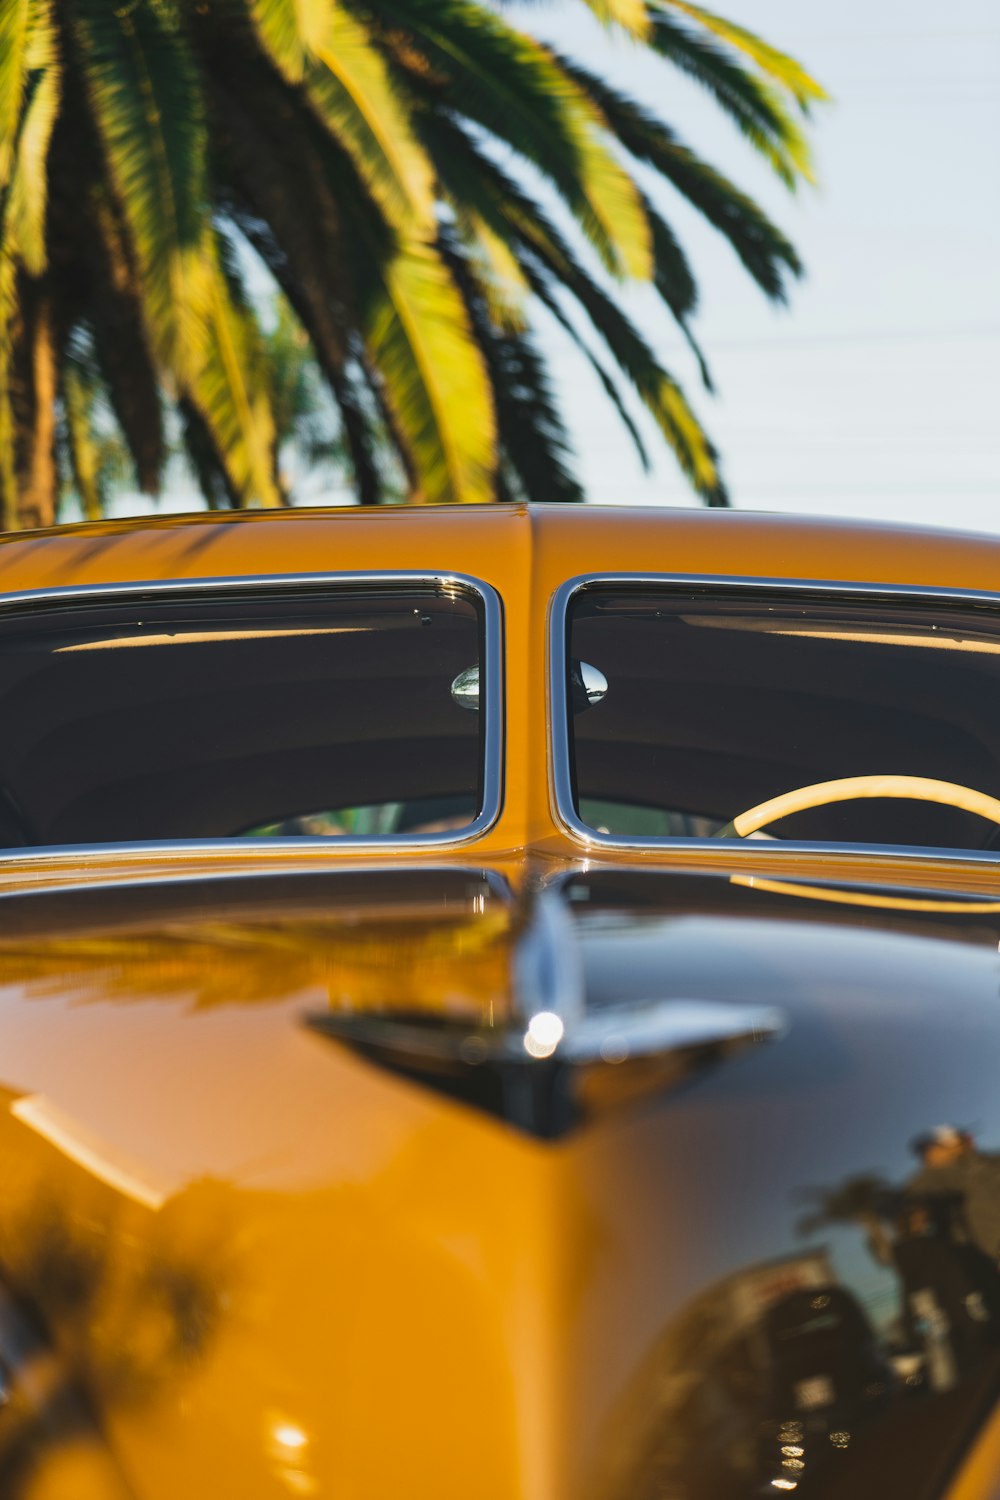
[363,233,496,503]
[240,0,333,74]
[68,0,211,371]
[422,115,721,495]
[505,204,725,499]
[526,275,651,470]
[325,361,385,504]
[528,249,724,499]
[182,242,282,507]
[212,76,361,350]
[0,249,17,528]
[305,11,435,228]
[642,197,713,389]
[555,61,802,299]
[0,0,31,193]
[647,7,816,188]
[86,189,164,493]
[178,396,235,510]
[460,211,530,333]
[61,354,104,520]
[376,0,651,279]
[582,0,651,37]
[212,72,388,501]
[663,2,827,111]
[495,0,651,39]
[443,230,583,503]
[6,0,60,277]
[245,0,434,228]
[226,202,384,504]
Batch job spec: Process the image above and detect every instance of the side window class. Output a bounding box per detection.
[0,579,495,847]
[563,584,1000,851]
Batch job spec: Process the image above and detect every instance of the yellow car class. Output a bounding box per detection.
[3,504,1000,1500]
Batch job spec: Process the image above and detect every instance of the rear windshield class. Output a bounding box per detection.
[0,582,488,847]
[566,586,1000,851]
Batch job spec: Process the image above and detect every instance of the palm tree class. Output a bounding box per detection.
[0,0,824,528]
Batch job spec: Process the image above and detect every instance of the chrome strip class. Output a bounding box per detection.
[548,571,1000,865]
[0,570,504,857]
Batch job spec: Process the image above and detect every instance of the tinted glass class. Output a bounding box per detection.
[0,584,485,846]
[567,587,1000,850]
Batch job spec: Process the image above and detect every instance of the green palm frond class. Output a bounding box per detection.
[531,283,653,471]
[663,2,828,111]
[363,232,496,503]
[86,190,164,494]
[443,230,583,503]
[422,114,722,495]
[179,396,236,510]
[496,0,652,40]
[68,0,210,370]
[246,0,435,228]
[585,0,651,37]
[6,1,60,276]
[0,0,32,193]
[61,355,104,520]
[642,197,713,389]
[182,242,282,507]
[240,0,334,74]
[304,11,435,228]
[0,249,17,529]
[557,60,802,299]
[59,325,136,520]
[507,200,725,499]
[459,211,531,333]
[378,0,651,278]
[533,252,725,501]
[647,6,818,187]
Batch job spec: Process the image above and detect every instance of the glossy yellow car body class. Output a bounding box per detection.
[2,504,1000,1500]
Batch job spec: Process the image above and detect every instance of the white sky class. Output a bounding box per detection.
[104,0,1000,532]
[517,0,1000,528]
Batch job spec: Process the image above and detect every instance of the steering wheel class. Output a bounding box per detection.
[715,774,1000,840]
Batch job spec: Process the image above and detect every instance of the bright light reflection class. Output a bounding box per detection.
[524,1011,564,1058]
[272,1422,309,1452]
[10,1094,168,1210]
[57,626,370,652]
[771,1482,798,1492]
[732,873,1000,916]
[682,617,1000,656]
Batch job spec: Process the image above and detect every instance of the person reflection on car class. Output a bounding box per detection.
[890,1194,1000,1392]
[907,1126,1000,1268]
[880,1127,1000,1392]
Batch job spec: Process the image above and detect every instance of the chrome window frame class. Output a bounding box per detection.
[0,570,503,859]
[549,572,1000,866]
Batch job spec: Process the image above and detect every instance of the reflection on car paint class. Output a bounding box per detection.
[3,866,1000,1496]
[569,870,1000,1499]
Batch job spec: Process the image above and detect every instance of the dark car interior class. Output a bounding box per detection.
[569,588,1000,850]
[0,586,484,846]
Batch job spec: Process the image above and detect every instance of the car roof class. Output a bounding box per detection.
[1,502,1000,599]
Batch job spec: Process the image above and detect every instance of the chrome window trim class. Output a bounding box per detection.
[0,570,504,858]
[548,571,1000,866]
